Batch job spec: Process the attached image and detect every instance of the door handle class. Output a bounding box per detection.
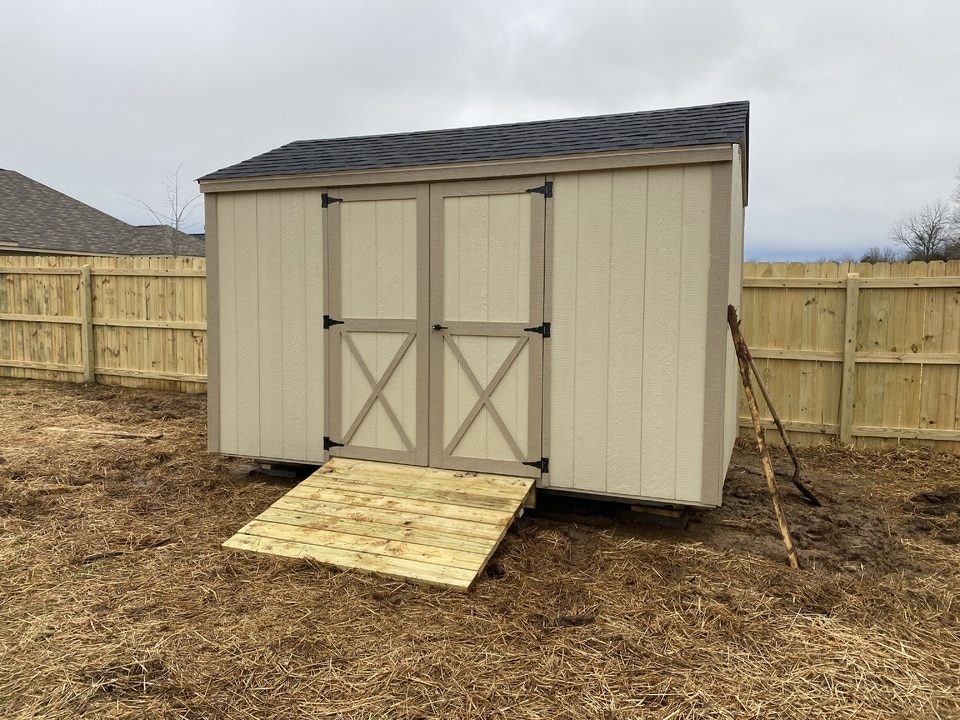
[432,324,448,331]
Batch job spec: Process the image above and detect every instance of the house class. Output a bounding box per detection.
[0,169,204,256]
[199,101,749,510]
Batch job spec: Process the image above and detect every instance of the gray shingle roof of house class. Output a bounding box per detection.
[0,170,205,256]
[200,101,750,182]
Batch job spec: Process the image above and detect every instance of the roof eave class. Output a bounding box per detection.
[199,143,739,194]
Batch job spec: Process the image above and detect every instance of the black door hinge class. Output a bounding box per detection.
[523,322,551,338]
[321,193,342,208]
[523,457,549,474]
[323,436,344,451]
[323,315,344,329]
[525,181,553,198]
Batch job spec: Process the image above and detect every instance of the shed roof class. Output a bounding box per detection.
[0,170,204,256]
[199,101,749,182]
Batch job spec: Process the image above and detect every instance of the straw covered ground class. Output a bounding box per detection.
[1,379,958,719]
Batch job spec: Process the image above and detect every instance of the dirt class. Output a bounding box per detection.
[0,378,958,719]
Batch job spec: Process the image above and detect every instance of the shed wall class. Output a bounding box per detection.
[547,165,726,504]
[213,189,326,463]
[208,156,743,504]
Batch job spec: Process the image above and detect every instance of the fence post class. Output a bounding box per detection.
[838,272,860,443]
[79,264,95,383]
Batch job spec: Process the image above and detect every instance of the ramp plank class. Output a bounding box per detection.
[224,459,535,591]
[300,473,522,512]
[270,496,505,541]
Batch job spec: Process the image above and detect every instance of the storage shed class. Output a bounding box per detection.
[199,101,749,509]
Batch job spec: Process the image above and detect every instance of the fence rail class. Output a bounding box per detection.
[0,255,206,392]
[3,255,960,453]
[740,261,960,454]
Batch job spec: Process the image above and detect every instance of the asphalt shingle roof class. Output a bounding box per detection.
[0,170,204,256]
[200,101,749,182]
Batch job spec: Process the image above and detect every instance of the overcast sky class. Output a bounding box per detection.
[2,1,958,260]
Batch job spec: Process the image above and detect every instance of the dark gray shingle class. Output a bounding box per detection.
[0,170,204,256]
[200,101,749,182]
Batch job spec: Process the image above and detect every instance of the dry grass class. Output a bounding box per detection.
[1,379,958,719]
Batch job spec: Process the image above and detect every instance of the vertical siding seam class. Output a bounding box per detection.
[253,195,261,456]
[231,198,239,452]
[516,195,523,449]
[302,191,309,456]
[400,200,406,444]
[639,170,648,490]
[674,169,685,499]
[485,198,491,456]
[278,195,285,455]
[571,176,580,485]
[604,172,614,491]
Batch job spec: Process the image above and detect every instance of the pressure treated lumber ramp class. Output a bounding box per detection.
[223,458,536,592]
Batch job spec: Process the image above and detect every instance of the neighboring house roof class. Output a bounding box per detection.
[0,169,204,256]
[134,226,206,257]
[200,101,749,182]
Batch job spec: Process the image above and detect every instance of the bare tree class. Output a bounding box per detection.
[890,200,957,261]
[951,168,960,236]
[125,166,200,256]
[860,245,901,263]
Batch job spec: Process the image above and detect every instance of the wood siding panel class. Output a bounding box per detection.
[605,169,648,496]
[550,165,720,502]
[233,193,261,456]
[640,166,684,500]
[280,190,308,460]
[257,191,283,458]
[217,195,239,453]
[570,172,612,492]
[675,166,712,500]
[212,188,325,463]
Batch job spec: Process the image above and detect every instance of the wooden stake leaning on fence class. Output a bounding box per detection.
[744,345,821,507]
[728,304,802,570]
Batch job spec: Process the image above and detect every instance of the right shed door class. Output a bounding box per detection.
[428,179,547,479]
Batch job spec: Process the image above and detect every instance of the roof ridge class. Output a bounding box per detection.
[283,100,751,148]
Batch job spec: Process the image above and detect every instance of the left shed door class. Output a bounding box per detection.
[325,185,429,465]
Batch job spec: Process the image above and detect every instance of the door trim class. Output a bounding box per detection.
[428,177,546,478]
[325,184,430,466]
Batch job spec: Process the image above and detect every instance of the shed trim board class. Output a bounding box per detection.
[205,106,747,508]
[198,145,736,194]
[205,193,220,453]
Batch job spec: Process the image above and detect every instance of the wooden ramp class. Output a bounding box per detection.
[223,458,536,592]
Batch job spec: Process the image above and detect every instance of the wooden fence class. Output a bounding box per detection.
[741,261,960,454]
[0,255,206,392]
[3,255,960,453]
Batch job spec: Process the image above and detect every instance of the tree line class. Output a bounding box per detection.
[860,168,960,262]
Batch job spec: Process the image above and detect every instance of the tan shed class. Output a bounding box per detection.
[199,101,749,509]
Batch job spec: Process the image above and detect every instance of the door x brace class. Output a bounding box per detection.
[340,331,416,451]
[442,334,528,461]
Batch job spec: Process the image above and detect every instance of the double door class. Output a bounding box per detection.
[324,178,547,478]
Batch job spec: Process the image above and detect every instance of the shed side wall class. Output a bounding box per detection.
[213,189,326,462]
[548,165,717,503]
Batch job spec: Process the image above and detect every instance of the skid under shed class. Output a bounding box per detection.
[224,458,535,591]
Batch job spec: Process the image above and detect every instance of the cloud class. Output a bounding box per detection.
[1,0,958,253]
